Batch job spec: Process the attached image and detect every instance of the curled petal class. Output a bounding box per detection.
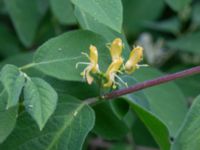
[125,46,143,74]
[103,57,123,87]
[89,45,99,73]
[81,65,94,84]
[109,38,123,61]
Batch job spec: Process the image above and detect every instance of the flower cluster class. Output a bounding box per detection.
[77,38,146,88]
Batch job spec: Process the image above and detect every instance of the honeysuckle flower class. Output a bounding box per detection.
[125,46,144,74]
[103,57,123,88]
[76,45,99,84]
[108,38,123,61]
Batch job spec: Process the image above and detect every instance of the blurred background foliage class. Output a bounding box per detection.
[0,0,200,149]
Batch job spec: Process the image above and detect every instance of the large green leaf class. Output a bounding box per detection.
[4,0,47,46]
[33,30,110,81]
[120,67,188,150]
[0,95,95,150]
[132,68,188,136]
[50,0,76,25]
[132,119,158,147]
[167,31,200,54]
[122,76,170,150]
[130,102,170,150]
[172,95,200,150]
[24,77,58,130]
[167,65,200,99]
[165,0,192,12]
[0,65,25,108]
[71,0,123,32]
[74,7,130,58]
[44,76,99,99]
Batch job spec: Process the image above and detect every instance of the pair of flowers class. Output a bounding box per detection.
[77,38,144,88]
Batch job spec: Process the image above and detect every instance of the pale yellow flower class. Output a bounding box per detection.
[77,45,99,84]
[109,38,123,61]
[125,46,144,74]
[103,57,123,88]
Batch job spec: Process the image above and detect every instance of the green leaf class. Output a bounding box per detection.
[93,101,129,140]
[192,2,200,25]
[50,0,76,25]
[167,31,200,54]
[146,17,181,35]
[33,30,110,81]
[123,0,164,36]
[44,76,99,99]
[0,23,21,57]
[4,0,46,47]
[0,53,34,68]
[71,0,123,32]
[74,7,130,58]
[24,77,58,130]
[0,106,18,144]
[0,95,95,150]
[121,67,188,150]
[0,83,18,143]
[132,119,158,147]
[164,0,192,12]
[172,95,200,150]
[109,98,129,120]
[130,103,170,150]
[0,65,25,108]
[132,68,188,136]
[122,76,170,150]
[167,65,200,99]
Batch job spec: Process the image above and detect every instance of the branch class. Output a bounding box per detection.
[103,66,200,100]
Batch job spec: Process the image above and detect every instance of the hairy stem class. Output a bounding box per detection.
[103,66,200,100]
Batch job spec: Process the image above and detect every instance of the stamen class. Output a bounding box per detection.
[114,74,128,87]
[136,64,149,68]
[81,52,90,59]
[76,62,91,68]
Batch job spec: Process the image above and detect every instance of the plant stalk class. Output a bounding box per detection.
[103,66,200,100]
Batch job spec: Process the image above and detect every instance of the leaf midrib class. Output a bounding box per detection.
[46,103,85,150]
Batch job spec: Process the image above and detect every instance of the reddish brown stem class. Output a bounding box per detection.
[103,66,200,99]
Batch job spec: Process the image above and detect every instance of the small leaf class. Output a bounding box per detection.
[50,0,77,25]
[165,0,192,12]
[0,64,25,108]
[71,0,123,32]
[33,30,110,81]
[0,95,95,150]
[24,77,58,130]
[167,31,200,54]
[172,95,200,150]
